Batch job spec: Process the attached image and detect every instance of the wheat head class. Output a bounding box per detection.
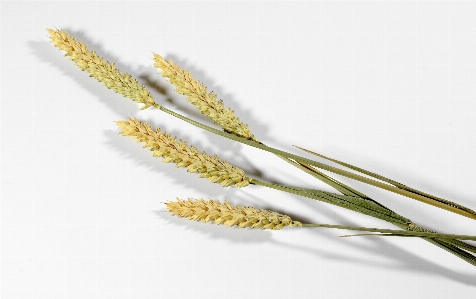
[153,54,258,142]
[47,28,156,110]
[116,118,250,187]
[166,198,302,230]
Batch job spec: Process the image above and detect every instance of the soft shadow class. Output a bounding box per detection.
[157,203,476,285]
[284,227,476,285]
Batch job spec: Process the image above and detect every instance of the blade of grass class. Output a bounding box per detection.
[276,156,365,197]
[302,223,476,241]
[340,233,476,241]
[294,145,476,219]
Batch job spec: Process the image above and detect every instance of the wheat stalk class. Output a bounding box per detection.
[153,54,257,142]
[116,118,250,187]
[166,198,302,229]
[47,28,156,110]
[166,199,476,240]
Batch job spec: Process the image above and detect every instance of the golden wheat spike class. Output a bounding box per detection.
[47,28,157,110]
[153,53,257,142]
[165,198,302,230]
[116,118,250,188]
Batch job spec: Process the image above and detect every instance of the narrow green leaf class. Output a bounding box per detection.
[294,145,476,220]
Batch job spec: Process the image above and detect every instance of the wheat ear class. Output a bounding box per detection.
[166,198,302,229]
[47,28,156,110]
[116,118,250,187]
[153,54,257,142]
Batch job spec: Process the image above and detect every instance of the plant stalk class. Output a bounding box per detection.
[155,105,476,220]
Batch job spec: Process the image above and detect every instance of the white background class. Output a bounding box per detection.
[2,1,476,298]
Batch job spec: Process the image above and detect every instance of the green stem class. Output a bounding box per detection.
[249,177,409,225]
[276,155,366,198]
[302,223,476,241]
[250,177,476,266]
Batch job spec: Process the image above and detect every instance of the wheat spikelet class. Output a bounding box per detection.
[153,54,258,142]
[116,118,250,187]
[47,28,156,110]
[166,198,302,230]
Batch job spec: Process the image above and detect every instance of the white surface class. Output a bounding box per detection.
[2,1,476,298]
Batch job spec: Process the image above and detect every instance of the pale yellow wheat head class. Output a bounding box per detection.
[153,54,258,142]
[47,28,156,110]
[166,198,302,230]
[116,118,250,187]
